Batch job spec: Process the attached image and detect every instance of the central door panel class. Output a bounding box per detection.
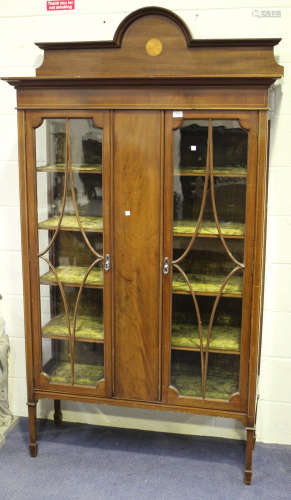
[113,111,162,401]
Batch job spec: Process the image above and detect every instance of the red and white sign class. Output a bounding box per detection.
[47,0,75,11]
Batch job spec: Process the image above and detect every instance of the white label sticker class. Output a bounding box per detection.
[173,111,183,118]
[125,210,131,216]
[190,145,197,151]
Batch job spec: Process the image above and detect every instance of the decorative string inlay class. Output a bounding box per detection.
[145,38,163,56]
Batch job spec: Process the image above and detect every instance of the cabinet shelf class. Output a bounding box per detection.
[37,164,102,174]
[172,272,243,297]
[174,166,247,177]
[39,215,103,233]
[40,265,103,289]
[43,359,104,386]
[42,314,104,342]
[171,356,239,400]
[172,322,240,354]
[173,220,244,238]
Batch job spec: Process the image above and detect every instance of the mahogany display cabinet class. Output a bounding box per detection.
[3,7,283,485]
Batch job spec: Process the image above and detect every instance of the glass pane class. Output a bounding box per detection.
[38,238,103,286]
[171,118,248,401]
[171,351,239,400]
[172,238,244,296]
[171,351,202,398]
[206,353,239,400]
[36,119,66,170]
[70,118,102,172]
[213,120,248,175]
[42,287,104,342]
[35,118,104,388]
[173,176,246,238]
[212,177,246,229]
[42,338,104,387]
[172,296,242,353]
[174,119,208,175]
[37,170,103,235]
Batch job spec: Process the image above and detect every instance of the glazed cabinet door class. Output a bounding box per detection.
[25,111,112,397]
[162,111,258,412]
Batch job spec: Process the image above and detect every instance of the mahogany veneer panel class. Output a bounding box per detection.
[113,110,162,402]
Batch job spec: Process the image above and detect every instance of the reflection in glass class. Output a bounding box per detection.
[171,118,248,401]
[171,351,202,398]
[42,287,104,342]
[172,238,244,296]
[36,119,66,170]
[70,119,102,171]
[173,177,246,238]
[171,351,239,400]
[42,338,104,387]
[38,236,103,286]
[213,120,248,175]
[174,120,208,174]
[172,295,242,353]
[173,121,208,222]
[37,171,103,233]
[35,118,102,173]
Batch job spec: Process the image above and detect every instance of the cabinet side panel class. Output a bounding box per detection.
[248,110,269,426]
[113,110,161,402]
[17,110,35,404]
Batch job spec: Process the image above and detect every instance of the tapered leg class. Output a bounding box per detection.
[253,430,256,450]
[245,428,255,485]
[27,401,38,457]
[54,399,62,426]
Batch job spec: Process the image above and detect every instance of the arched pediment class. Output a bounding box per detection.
[112,7,193,48]
[18,7,284,82]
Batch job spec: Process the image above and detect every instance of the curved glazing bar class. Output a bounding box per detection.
[71,257,103,384]
[202,265,242,398]
[209,119,245,268]
[39,254,73,382]
[68,119,103,261]
[173,262,205,392]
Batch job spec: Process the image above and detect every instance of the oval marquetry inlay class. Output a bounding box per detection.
[145,38,163,56]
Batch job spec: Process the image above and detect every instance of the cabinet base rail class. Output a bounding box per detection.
[27,396,255,485]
